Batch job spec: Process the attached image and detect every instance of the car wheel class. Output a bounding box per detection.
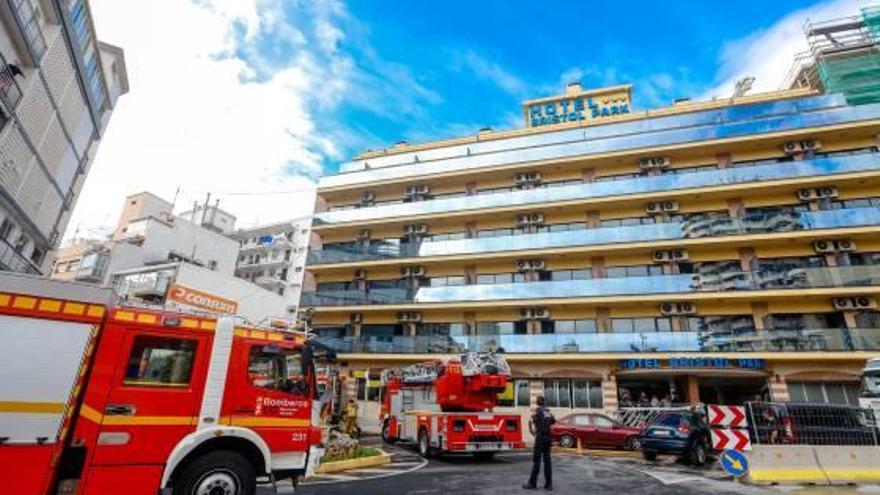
[417,429,432,458]
[627,436,642,451]
[172,450,255,495]
[642,450,657,461]
[559,434,576,449]
[690,441,707,466]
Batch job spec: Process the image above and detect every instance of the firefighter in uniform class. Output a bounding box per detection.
[343,398,359,437]
[523,395,555,491]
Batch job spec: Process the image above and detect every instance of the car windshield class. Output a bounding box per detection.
[656,414,684,427]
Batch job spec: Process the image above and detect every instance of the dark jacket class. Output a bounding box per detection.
[530,406,556,444]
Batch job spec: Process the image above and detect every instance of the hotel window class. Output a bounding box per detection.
[593,173,638,183]
[553,319,598,333]
[317,281,356,292]
[476,273,527,284]
[600,216,655,228]
[416,322,467,336]
[605,264,663,278]
[611,317,673,333]
[542,179,583,188]
[498,379,531,407]
[544,379,603,409]
[361,324,404,337]
[788,381,860,406]
[757,256,826,272]
[846,252,880,266]
[427,275,467,287]
[535,222,587,233]
[827,197,880,210]
[426,231,467,241]
[856,311,880,328]
[661,164,718,175]
[550,269,592,281]
[475,321,527,335]
[476,186,515,195]
[477,228,515,238]
[368,279,408,290]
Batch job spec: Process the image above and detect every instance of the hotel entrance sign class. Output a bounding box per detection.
[523,83,632,128]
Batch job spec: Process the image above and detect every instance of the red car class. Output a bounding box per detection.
[551,413,643,450]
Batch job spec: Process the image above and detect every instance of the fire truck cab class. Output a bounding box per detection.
[0,273,326,495]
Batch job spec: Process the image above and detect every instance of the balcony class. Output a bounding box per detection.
[300,265,880,307]
[0,238,41,275]
[307,206,880,266]
[323,93,879,189]
[313,327,880,354]
[315,152,880,226]
[74,251,109,283]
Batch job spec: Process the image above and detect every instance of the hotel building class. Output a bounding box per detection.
[302,11,880,430]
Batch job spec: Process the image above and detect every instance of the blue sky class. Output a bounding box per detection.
[69,0,862,236]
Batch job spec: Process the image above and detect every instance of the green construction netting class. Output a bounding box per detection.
[813,8,880,105]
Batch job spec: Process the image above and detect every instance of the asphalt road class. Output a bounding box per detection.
[285,447,773,495]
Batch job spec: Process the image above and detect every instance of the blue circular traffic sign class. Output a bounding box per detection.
[720,449,749,477]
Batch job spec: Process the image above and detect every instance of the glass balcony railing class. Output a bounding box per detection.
[322,93,878,189]
[300,265,880,307]
[315,152,880,226]
[307,206,880,265]
[313,327,880,354]
[0,238,41,275]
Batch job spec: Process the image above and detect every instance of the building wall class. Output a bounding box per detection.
[0,0,126,275]
[113,192,172,240]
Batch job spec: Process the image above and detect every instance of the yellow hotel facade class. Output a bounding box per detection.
[303,82,880,430]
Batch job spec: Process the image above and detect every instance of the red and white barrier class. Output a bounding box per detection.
[712,428,752,451]
[708,405,747,427]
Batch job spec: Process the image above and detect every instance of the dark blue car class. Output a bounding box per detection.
[640,411,712,465]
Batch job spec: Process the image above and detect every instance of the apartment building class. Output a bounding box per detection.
[231,218,311,315]
[0,0,127,275]
[303,71,880,430]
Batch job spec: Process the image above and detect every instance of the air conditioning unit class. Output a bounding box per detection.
[835,239,856,252]
[361,191,375,203]
[405,185,418,196]
[833,296,876,310]
[516,259,530,272]
[517,213,545,226]
[533,307,551,319]
[417,185,430,195]
[801,139,822,151]
[660,302,697,316]
[638,156,671,170]
[350,312,363,324]
[797,186,838,201]
[812,239,836,253]
[353,269,367,280]
[530,259,547,271]
[646,200,679,214]
[515,172,543,185]
[395,311,423,322]
[404,224,428,235]
[514,173,529,184]
[653,249,688,262]
[783,141,804,154]
[528,172,542,182]
[357,229,371,241]
[519,308,534,320]
[400,266,426,278]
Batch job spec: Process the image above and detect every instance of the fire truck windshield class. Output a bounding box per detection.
[248,345,309,396]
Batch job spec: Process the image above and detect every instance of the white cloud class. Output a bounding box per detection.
[457,50,527,96]
[699,0,867,100]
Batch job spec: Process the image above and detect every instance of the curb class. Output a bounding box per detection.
[315,449,392,474]
[552,446,642,459]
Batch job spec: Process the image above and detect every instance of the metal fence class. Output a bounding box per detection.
[615,406,693,428]
[746,402,879,446]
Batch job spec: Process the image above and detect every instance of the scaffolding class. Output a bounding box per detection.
[784,6,880,105]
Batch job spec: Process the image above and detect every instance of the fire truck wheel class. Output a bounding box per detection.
[173,450,256,495]
[381,421,397,444]
[417,429,433,458]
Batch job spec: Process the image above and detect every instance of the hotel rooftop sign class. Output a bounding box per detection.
[523,83,633,128]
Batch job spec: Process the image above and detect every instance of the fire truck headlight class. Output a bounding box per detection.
[453,420,466,432]
[505,420,518,432]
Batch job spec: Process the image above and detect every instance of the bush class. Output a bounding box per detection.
[322,446,382,463]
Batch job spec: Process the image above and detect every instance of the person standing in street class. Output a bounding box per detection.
[523,395,555,491]
[343,398,359,437]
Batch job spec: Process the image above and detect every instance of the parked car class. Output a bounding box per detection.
[551,413,643,450]
[640,411,712,465]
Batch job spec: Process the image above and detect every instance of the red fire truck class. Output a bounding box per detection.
[0,272,328,495]
[379,353,524,459]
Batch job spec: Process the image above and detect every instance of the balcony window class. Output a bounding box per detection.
[368,279,407,290]
[317,281,357,292]
[426,231,467,242]
[0,218,12,240]
[553,319,598,333]
[593,173,638,183]
[476,273,527,284]
[768,313,845,330]
[536,222,587,233]
[856,311,880,328]
[550,269,592,281]
[428,276,467,287]
[312,325,351,338]
[600,216,655,228]
[415,322,466,336]
[361,324,404,337]
[788,381,859,406]
[11,0,46,61]
[611,317,673,333]
[661,164,718,175]
[476,321,527,335]
[827,197,880,210]
[757,256,826,272]
[605,264,663,278]
[477,227,515,238]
